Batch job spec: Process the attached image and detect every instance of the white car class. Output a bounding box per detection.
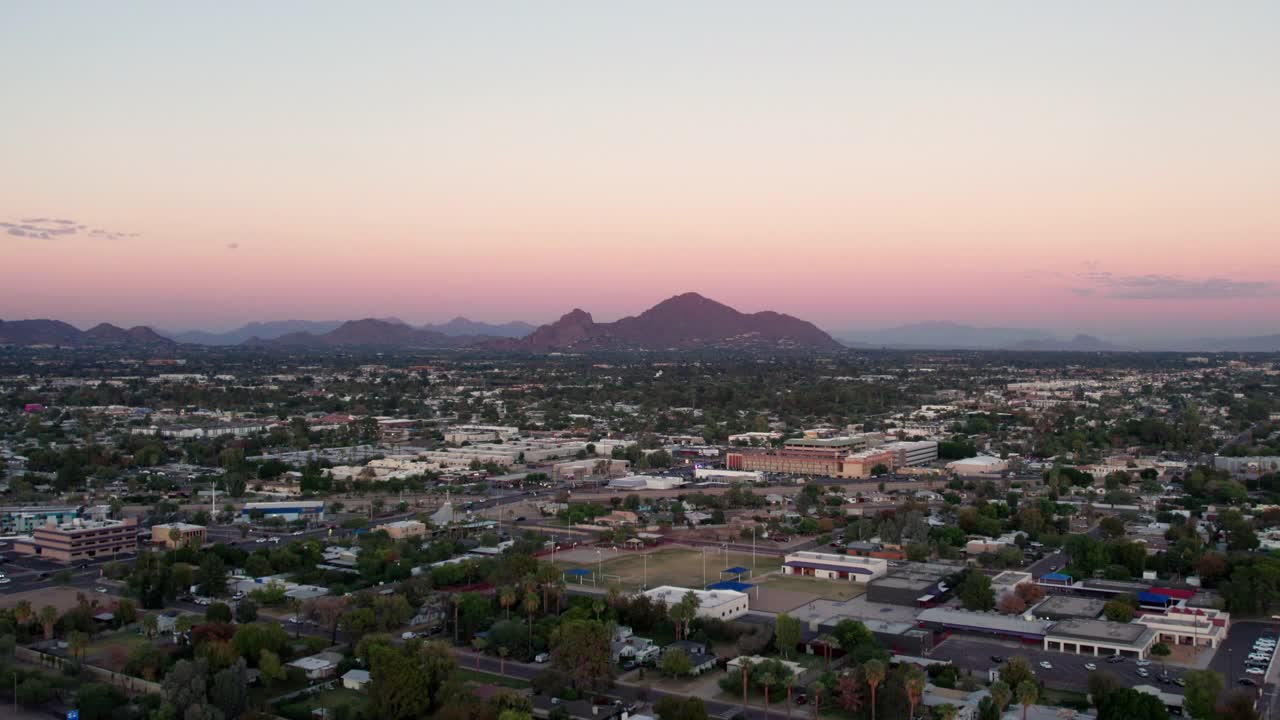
[1245,667,1266,675]
[269,537,281,544]
[1084,663,1097,671]
[255,538,267,544]
[1136,659,1151,667]
[1039,661,1053,669]
[0,577,10,584]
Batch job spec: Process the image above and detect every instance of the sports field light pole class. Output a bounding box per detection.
[642,552,648,591]
[596,549,603,587]
[702,547,707,588]
[751,526,757,569]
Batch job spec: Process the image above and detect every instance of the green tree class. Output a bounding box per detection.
[206,602,233,623]
[75,683,126,720]
[999,657,1036,692]
[1097,687,1170,720]
[259,649,286,687]
[774,613,800,659]
[197,554,228,597]
[210,658,249,720]
[235,598,259,623]
[550,619,613,691]
[1181,669,1223,720]
[1102,600,1134,622]
[958,570,995,611]
[653,696,709,720]
[659,648,694,677]
[368,645,434,720]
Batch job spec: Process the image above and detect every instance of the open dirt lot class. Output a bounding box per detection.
[0,585,97,613]
[756,575,868,602]
[552,546,781,592]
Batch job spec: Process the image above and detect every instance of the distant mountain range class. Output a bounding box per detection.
[243,318,488,349]
[837,321,1280,352]
[241,293,840,351]
[5,311,1279,353]
[162,317,536,345]
[837,322,1056,349]
[499,292,842,351]
[0,319,173,348]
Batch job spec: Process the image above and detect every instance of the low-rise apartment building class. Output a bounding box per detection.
[13,518,138,562]
[151,522,207,549]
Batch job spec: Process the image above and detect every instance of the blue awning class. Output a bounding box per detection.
[1136,591,1172,606]
[722,566,750,575]
[564,568,592,577]
[1040,572,1073,582]
[707,580,752,592]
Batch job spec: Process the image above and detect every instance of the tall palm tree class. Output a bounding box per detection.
[1016,681,1038,720]
[451,593,463,644]
[808,680,826,719]
[936,705,958,720]
[500,586,517,620]
[39,605,58,641]
[141,613,159,638]
[499,645,509,674]
[592,599,605,622]
[863,659,886,720]
[68,631,87,665]
[785,676,795,720]
[471,636,487,669]
[523,590,540,647]
[989,680,1011,712]
[904,666,926,720]
[14,600,32,628]
[760,672,776,718]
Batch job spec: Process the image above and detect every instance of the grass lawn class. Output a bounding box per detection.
[554,548,782,592]
[85,631,150,654]
[312,688,370,714]
[456,668,532,689]
[756,575,866,602]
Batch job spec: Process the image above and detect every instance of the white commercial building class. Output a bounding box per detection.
[608,475,687,491]
[642,586,749,621]
[1042,619,1158,659]
[881,441,939,467]
[1134,607,1230,649]
[782,551,888,583]
[947,456,1008,476]
[693,468,764,482]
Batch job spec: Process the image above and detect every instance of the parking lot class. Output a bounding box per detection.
[1207,620,1279,691]
[929,635,1189,696]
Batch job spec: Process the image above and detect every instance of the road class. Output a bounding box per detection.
[929,635,1188,696]
[456,648,785,720]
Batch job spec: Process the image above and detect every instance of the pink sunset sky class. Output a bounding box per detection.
[2,3,1278,340]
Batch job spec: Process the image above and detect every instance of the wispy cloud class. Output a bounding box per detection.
[2,217,138,240]
[1070,267,1276,300]
[226,242,240,250]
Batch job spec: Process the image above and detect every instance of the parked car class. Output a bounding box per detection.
[794,694,807,706]
[1106,655,1123,664]
[1039,661,1053,670]
[1245,667,1266,675]
[990,656,1004,664]
[401,631,418,640]
[1136,659,1151,667]
[1238,678,1257,687]
[1084,663,1097,671]
[1137,669,1150,678]
[535,652,550,663]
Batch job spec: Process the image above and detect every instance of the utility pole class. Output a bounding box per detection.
[752,526,757,568]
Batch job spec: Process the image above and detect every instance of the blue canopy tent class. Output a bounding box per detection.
[564,567,592,584]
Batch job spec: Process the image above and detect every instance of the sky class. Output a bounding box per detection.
[2,2,1278,340]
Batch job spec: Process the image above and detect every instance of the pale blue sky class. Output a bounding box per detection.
[2,2,1278,336]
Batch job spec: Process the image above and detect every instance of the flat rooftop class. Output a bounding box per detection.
[1032,595,1106,619]
[1047,618,1152,645]
[643,585,746,608]
[870,563,958,591]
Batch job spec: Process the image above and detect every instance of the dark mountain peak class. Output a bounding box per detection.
[510,294,839,351]
[0,319,171,347]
